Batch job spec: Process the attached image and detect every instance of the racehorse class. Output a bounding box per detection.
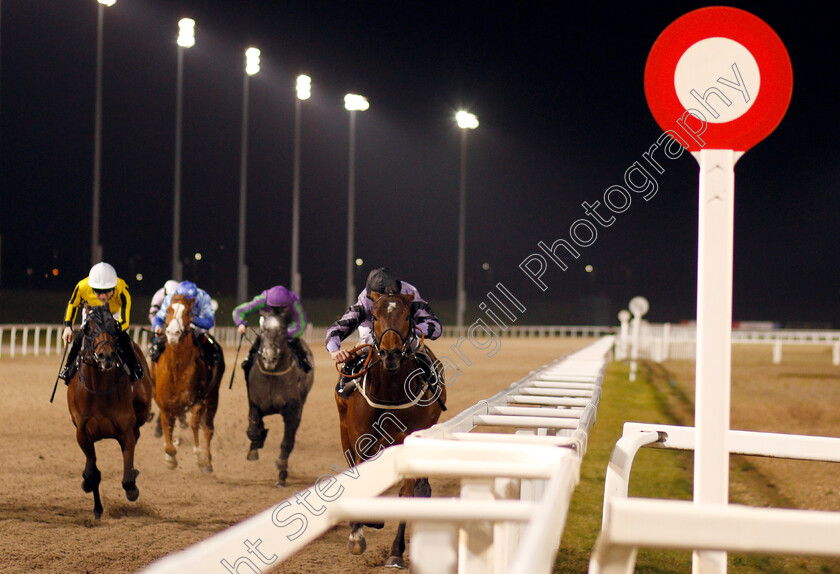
[150,293,224,472]
[335,292,446,568]
[66,305,153,519]
[244,306,315,486]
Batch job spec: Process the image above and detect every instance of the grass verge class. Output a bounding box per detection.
[554,360,840,573]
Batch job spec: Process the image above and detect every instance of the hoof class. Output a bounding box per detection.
[348,536,366,555]
[384,556,405,569]
[274,478,286,488]
[246,449,259,461]
[125,486,139,501]
[93,508,103,520]
[200,463,213,473]
[173,437,181,446]
[164,454,178,470]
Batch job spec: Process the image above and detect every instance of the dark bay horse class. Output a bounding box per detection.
[336,292,446,568]
[66,305,152,519]
[245,307,314,486]
[150,293,223,472]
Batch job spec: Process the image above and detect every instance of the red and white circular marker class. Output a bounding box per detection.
[645,6,793,152]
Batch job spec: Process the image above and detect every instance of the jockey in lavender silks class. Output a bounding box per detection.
[326,267,442,398]
[233,285,312,379]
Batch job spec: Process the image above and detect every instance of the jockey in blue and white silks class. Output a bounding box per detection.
[149,281,221,369]
[152,281,215,333]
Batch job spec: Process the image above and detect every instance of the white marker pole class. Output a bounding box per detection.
[692,148,740,574]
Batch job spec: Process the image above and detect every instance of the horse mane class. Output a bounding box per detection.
[86,305,117,336]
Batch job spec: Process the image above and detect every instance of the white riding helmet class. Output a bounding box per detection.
[163,279,180,296]
[88,262,118,290]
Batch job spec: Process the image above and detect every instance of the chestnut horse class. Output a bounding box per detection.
[66,305,152,519]
[335,292,446,568]
[150,293,224,472]
[245,306,314,486]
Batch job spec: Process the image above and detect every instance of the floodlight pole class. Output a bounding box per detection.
[91,1,108,265]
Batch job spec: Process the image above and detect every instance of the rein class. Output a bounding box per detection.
[76,324,126,397]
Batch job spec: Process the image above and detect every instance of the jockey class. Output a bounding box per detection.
[148,279,180,325]
[326,267,442,398]
[149,280,222,371]
[233,285,312,379]
[59,262,144,383]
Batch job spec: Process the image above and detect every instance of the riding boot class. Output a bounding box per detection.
[149,335,166,362]
[117,330,144,382]
[59,330,84,383]
[242,338,260,382]
[289,337,312,373]
[335,355,364,398]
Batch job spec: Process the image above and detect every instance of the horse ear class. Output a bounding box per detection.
[370,291,382,302]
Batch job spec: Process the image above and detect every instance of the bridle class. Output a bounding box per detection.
[76,310,124,396]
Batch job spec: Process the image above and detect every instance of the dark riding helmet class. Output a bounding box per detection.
[365,267,401,297]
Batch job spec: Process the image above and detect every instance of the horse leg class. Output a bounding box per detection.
[274,405,302,487]
[76,428,103,520]
[246,402,267,461]
[384,478,425,568]
[189,403,208,471]
[154,412,163,438]
[118,430,140,502]
[159,409,178,469]
[348,523,366,555]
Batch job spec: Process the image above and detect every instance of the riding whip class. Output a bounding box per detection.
[50,335,71,403]
[229,332,245,389]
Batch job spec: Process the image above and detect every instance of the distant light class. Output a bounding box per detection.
[52,268,59,277]
[344,94,369,112]
[177,18,196,48]
[296,75,311,100]
[482,262,491,271]
[98,0,117,6]
[585,265,594,273]
[456,111,479,129]
[135,273,144,281]
[26,268,33,276]
[194,252,202,261]
[245,48,260,76]
[355,258,364,267]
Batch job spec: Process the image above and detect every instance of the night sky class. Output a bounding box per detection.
[1,1,838,326]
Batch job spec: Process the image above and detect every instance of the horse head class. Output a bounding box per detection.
[258,307,290,371]
[371,292,415,373]
[165,294,194,345]
[84,305,120,372]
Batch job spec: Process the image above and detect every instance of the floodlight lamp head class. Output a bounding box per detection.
[344,94,369,111]
[296,75,312,100]
[456,111,479,129]
[245,47,261,76]
[98,0,117,6]
[177,18,196,48]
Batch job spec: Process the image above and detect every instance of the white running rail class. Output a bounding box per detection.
[142,336,615,574]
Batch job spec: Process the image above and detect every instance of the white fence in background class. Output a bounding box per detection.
[0,323,614,359]
[142,336,615,574]
[615,322,840,365]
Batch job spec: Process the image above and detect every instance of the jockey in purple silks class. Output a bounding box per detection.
[326,267,442,398]
[232,285,312,378]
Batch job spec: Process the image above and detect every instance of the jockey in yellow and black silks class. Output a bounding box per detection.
[59,262,144,383]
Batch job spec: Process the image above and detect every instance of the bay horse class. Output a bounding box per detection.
[336,292,446,568]
[150,293,224,472]
[245,306,315,486]
[66,305,153,519]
